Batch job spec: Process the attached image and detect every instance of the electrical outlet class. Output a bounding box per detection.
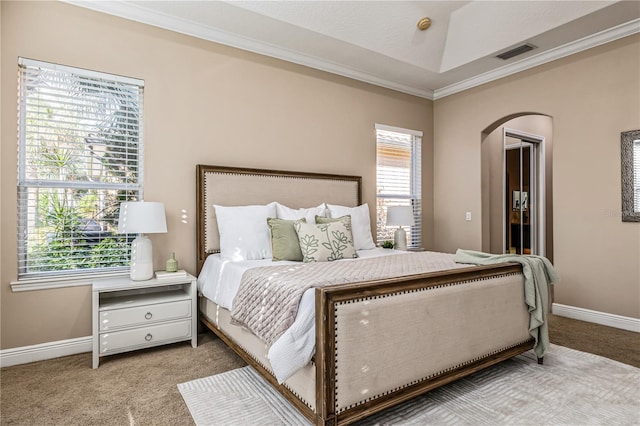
[465,212,472,221]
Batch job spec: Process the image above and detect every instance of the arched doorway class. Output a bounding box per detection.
[481,114,553,261]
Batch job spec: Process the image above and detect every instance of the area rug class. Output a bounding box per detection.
[178,344,640,425]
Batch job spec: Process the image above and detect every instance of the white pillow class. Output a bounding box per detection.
[275,202,326,224]
[214,202,277,261]
[326,203,376,250]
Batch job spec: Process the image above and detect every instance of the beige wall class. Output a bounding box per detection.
[0,2,433,349]
[434,34,640,318]
[2,2,638,352]
[0,1,3,340]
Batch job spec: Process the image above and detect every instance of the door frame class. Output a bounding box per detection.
[503,127,546,256]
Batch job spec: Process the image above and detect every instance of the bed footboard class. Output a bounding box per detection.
[315,263,533,425]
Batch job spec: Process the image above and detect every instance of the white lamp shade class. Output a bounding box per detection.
[386,206,415,227]
[118,202,167,234]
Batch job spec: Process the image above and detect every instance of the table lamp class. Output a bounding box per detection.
[386,206,415,251]
[118,201,167,281]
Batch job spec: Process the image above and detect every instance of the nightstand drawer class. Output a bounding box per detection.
[99,319,192,354]
[99,299,191,331]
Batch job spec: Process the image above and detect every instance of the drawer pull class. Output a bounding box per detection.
[145,333,153,341]
[145,312,153,320]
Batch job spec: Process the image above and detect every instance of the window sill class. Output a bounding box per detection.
[11,272,130,292]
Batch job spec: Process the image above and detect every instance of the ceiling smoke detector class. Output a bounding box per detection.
[496,43,537,60]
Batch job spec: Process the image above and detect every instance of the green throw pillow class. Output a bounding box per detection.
[315,214,352,228]
[294,219,358,263]
[267,218,305,261]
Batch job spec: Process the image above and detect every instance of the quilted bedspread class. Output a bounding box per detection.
[230,251,471,347]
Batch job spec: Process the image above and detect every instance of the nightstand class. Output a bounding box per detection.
[92,273,197,368]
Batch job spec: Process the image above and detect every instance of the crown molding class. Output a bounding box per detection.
[433,18,640,100]
[63,1,638,101]
[62,1,434,99]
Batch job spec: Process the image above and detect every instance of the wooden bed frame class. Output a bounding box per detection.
[196,164,539,425]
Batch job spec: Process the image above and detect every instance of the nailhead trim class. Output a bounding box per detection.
[333,272,521,413]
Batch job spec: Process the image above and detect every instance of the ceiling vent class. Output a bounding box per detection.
[496,43,536,60]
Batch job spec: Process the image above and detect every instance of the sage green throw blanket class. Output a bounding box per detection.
[454,249,559,358]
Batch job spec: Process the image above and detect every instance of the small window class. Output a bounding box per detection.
[375,124,422,248]
[17,58,144,279]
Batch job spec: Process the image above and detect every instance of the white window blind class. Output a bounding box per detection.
[634,139,640,212]
[17,58,144,279]
[375,124,422,248]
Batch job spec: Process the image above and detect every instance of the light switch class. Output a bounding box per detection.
[465,212,472,221]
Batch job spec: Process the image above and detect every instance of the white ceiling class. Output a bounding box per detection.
[65,0,640,99]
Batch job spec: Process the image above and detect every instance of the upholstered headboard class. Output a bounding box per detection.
[196,165,362,273]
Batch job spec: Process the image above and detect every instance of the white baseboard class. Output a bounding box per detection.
[0,336,92,368]
[552,303,640,333]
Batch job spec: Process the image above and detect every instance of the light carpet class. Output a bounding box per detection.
[178,344,640,425]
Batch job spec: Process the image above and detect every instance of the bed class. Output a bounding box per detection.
[195,164,544,425]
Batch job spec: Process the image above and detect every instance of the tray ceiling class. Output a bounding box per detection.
[64,1,640,99]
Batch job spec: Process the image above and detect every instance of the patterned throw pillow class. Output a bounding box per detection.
[326,204,376,250]
[294,218,358,263]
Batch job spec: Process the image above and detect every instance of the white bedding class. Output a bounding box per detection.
[197,248,400,383]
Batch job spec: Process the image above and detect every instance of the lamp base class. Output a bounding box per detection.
[394,227,408,251]
[130,236,154,281]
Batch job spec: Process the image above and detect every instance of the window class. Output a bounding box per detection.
[17,58,144,279]
[375,124,422,248]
